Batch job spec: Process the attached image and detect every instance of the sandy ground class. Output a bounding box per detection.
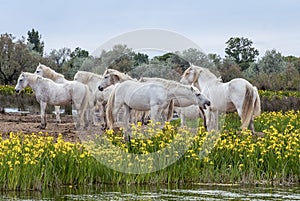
[0,112,90,142]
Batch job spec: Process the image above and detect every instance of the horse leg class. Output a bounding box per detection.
[180,113,186,126]
[89,99,96,126]
[206,108,218,131]
[97,100,106,129]
[111,102,123,128]
[54,105,61,124]
[249,118,255,133]
[123,105,131,140]
[39,102,47,129]
[199,107,207,130]
[150,105,161,123]
[72,101,84,129]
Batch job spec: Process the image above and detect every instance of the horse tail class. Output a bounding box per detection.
[166,99,175,122]
[241,84,254,129]
[106,86,116,129]
[253,86,261,118]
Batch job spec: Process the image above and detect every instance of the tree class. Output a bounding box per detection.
[0,33,40,84]
[133,52,149,66]
[61,47,90,79]
[284,55,300,73]
[219,57,242,82]
[208,53,222,70]
[70,47,89,58]
[257,49,286,74]
[225,37,259,71]
[179,48,218,73]
[47,47,71,68]
[27,29,44,56]
[99,44,135,72]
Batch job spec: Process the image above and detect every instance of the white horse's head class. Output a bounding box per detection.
[15,72,29,94]
[34,63,45,76]
[180,66,199,85]
[98,69,132,91]
[190,86,211,109]
[98,69,119,91]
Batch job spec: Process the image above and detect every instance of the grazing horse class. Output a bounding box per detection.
[139,77,210,128]
[15,72,90,129]
[180,64,261,132]
[34,63,69,123]
[98,69,210,130]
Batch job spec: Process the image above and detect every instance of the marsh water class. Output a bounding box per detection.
[1,184,300,201]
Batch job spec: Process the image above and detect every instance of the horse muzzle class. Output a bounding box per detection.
[203,100,211,109]
[15,89,20,94]
[98,86,104,91]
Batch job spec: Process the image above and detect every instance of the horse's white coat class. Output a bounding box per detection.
[180,64,261,132]
[34,64,70,123]
[139,77,210,127]
[15,72,90,129]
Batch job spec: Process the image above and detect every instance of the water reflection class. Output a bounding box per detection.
[1,184,300,200]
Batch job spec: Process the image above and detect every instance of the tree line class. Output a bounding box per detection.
[0,29,299,91]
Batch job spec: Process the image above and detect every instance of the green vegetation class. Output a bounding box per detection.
[0,110,299,190]
[0,30,300,91]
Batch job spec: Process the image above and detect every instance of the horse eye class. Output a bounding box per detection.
[196,93,200,96]
[104,75,109,79]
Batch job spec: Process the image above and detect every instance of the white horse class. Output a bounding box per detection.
[180,64,261,132]
[139,77,210,128]
[34,63,69,123]
[98,69,210,130]
[74,71,105,126]
[15,72,90,129]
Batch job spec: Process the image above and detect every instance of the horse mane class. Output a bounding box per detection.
[38,64,65,81]
[141,77,191,90]
[105,69,133,81]
[76,71,103,82]
[190,65,218,80]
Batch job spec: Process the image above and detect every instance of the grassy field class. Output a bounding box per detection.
[0,110,299,190]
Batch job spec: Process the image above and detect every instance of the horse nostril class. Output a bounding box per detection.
[98,86,103,91]
[207,101,211,106]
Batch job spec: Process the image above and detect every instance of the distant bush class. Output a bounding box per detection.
[0,85,33,95]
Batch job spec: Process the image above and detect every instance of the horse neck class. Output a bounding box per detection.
[119,75,133,82]
[196,72,220,91]
[26,75,41,92]
[45,69,66,83]
[167,83,193,98]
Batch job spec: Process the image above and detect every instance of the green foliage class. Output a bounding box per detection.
[257,49,286,74]
[225,37,259,70]
[0,85,33,95]
[27,29,44,56]
[259,90,300,99]
[133,52,149,66]
[0,33,41,85]
[0,110,300,189]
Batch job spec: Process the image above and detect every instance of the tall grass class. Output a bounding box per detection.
[0,110,299,190]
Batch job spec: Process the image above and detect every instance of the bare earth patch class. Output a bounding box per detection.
[0,112,82,142]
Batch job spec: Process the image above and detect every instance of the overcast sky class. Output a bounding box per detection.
[1,0,299,57]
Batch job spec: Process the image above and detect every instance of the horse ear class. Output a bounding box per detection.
[112,74,119,82]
